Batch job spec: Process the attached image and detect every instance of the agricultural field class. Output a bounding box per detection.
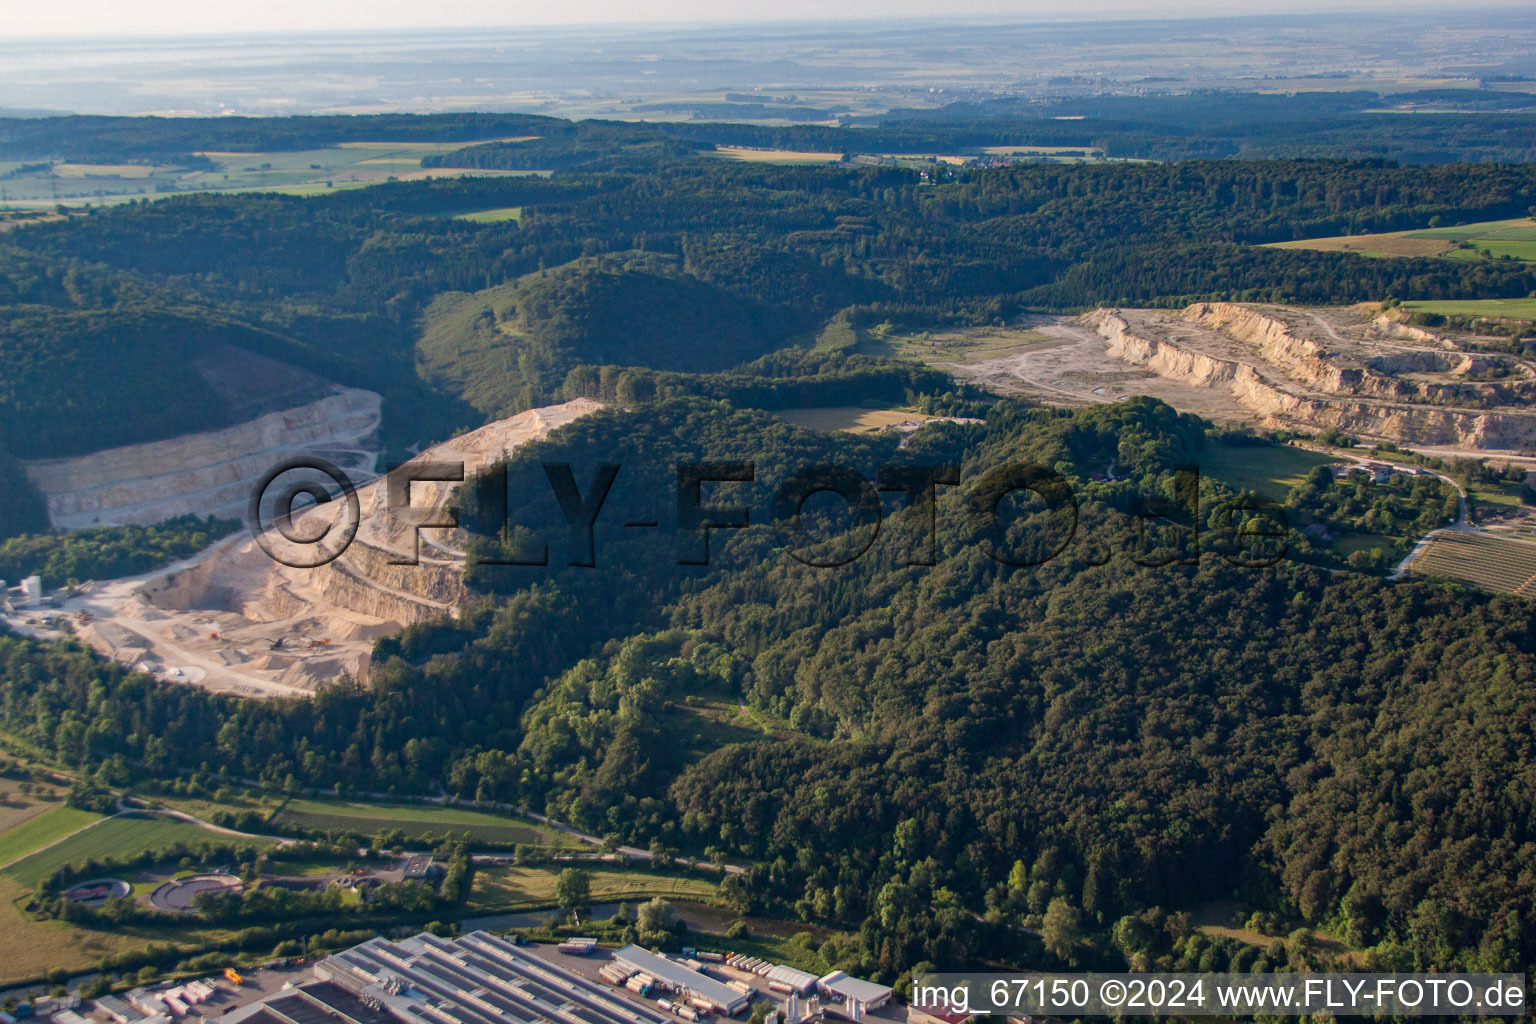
[1408,531,1536,594]
[467,865,719,913]
[150,788,286,825]
[1268,231,1453,258]
[775,407,934,433]
[1400,298,1536,320]
[709,147,843,164]
[1199,443,1335,501]
[0,139,542,207]
[1442,240,1536,261]
[1271,217,1536,263]
[0,804,102,869]
[454,206,523,224]
[270,798,573,848]
[0,774,69,836]
[3,813,271,888]
[981,144,1107,158]
[0,875,188,987]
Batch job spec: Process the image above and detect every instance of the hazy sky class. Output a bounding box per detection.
[2,0,1489,39]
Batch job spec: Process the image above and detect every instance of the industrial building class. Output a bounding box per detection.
[238,931,679,1024]
[94,997,147,1024]
[817,973,893,1014]
[758,965,818,998]
[211,932,893,1024]
[611,945,751,1016]
[400,856,438,881]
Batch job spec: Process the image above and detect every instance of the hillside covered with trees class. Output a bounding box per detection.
[0,105,1534,988]
[0,396,1530,981]
[1,154,1533,490]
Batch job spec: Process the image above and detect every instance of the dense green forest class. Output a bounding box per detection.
[0,113,567,163]
[0,515,238,589]
[2,154,1533,477]
[0,397,1531,981]
[1,105,1535,987]
[9,92,1536,168]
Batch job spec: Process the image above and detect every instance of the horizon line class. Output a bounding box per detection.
[3,2,1531,44]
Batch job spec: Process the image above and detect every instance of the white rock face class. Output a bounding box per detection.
[22,387,383,530]
[21,397,605,697]
[1086,304,1536,448]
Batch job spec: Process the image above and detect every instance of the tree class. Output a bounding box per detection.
[1042,897,1085,965]
[638,896,674,933]
[555,867,591,910]
[1005,859,1029,909]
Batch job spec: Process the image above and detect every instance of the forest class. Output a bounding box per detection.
[8,90,1532,166]
[0,515,238,588]
[0,397,1531,983]
[0,104,1533,989]
[1,155,1534,473]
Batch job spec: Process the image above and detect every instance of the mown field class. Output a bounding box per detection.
[0,804,102,868]
[1401,298,1536,320]
[1199,442,1335,501]
[775,407,933,433]
[1269,232,1452,258]
[710,147,843,164]
[454,205,523,223]
[1409,531,1536,594]
[0,775,70,836]
[3,814,272,888]
[468,865,719,912]
[0,875,229,988]
[271,798,573,847]
[1270,217,1536,263]
[0,138,543,207]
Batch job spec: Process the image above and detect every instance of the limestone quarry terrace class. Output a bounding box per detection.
[945,302,1536,452]
[0,399,604,699]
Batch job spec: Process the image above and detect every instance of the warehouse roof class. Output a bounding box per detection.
[612,945,750,1014]
[819,972,894,1006]
[762,965,819,994]
[225,932,676,1024]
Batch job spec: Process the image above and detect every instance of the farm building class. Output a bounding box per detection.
[613,945,751,1015]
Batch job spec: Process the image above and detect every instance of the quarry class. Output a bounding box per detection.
[1,396,603,697]
[5,301,1531,699]
[20,346,385,531]
[948,302,1536,454]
